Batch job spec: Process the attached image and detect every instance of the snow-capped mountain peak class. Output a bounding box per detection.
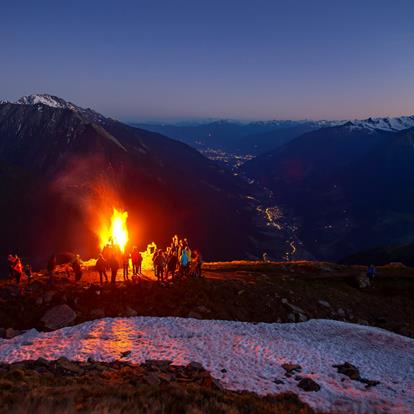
[349,115,414,132]
[14,94,105,124]
[16,94,81,111]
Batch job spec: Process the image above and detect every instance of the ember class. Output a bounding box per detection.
[100,208,129,253]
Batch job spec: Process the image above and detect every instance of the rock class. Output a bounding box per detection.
[273,378,285,385]
[337,308,346,317]
[285,301,306,315]
[211,377,224,390]
[41,304,76,330]
[56,357,84,374]
[297,377,321,392]
[90,308,105,318]
[124,306,137,317]
[5,328,21,339]
[43,290,56,304]
[144,372,161,386]
[360,378,381,388]
[287,313,296,322]
[297,313,308,322]
[356,273,370,288]
[333,362,360,380]
[318,300,331,308]
[29,281,44,292]
[0,327,5,338]
[188,361,204,370]
[376,316,387,324]
[282,363,302,374]
[281,298,289,304]
[4,285,19,298]
[187,311,203,319]
[121,351,131,358]
[196,305,211,314]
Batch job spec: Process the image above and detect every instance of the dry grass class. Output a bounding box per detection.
[0,361,318,414]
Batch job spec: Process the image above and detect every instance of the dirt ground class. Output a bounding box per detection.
[1,261,413,338]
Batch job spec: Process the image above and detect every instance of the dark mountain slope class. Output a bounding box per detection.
[242,124,412,259]
[0,98,282,266]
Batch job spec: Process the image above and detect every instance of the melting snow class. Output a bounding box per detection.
[0,317,413,413]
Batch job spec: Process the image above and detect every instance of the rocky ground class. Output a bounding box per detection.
[0,260,412,413]
[0,261,413,338]
[0,358,318,414]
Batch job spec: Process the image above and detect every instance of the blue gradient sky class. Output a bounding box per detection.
[1,0,413,121]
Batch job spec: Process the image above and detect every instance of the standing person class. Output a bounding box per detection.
[9,255,23,284]
[24,263,33,283]
[367,264,376,283]
[154,250,165,283]
[71,254,83,282]
[180,247,189,278]
[131,247,139,276]
[136,250,142,274]
[96,254,108,285]
[193,250,203,278]
[7,255,16,280]
[166,252,178,281]
[122,251,130,281]
[109,254,119,285]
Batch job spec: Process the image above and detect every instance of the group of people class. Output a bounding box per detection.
[152,235,203,283]
[94,235,202,285]
[95,244,143,285]
[7,254,32,284]
[47,253,83,283]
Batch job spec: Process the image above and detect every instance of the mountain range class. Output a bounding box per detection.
[0,94,296,266]
[134,115,414,156]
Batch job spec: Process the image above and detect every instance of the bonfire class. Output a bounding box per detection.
[100,208,129,253]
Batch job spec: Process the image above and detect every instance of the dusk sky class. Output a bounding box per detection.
[1,0,413,121]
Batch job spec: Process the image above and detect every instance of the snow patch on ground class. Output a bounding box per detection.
[0,317,412,414]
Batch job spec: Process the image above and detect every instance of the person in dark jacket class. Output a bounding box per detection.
[122,252,130,281]
[71,255,82,282]
[154,249,166,283]
[131,247,142,275]
[96,254,108,285]
[367,264,377,282]
[166,253,178,281]
[24,263,32,283]
[109,254,119,285]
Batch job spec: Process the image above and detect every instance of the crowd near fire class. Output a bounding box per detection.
[6,208,203,286]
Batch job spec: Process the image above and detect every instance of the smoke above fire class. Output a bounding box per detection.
[51,154,130,256]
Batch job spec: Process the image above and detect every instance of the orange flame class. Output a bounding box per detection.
[100,208,129,253]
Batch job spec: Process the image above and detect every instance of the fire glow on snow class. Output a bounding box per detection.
[0,318,413,414]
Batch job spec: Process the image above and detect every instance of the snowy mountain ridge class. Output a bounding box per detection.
[2,94,414,133]
[5,94,106,124]
[348,115,414,132]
